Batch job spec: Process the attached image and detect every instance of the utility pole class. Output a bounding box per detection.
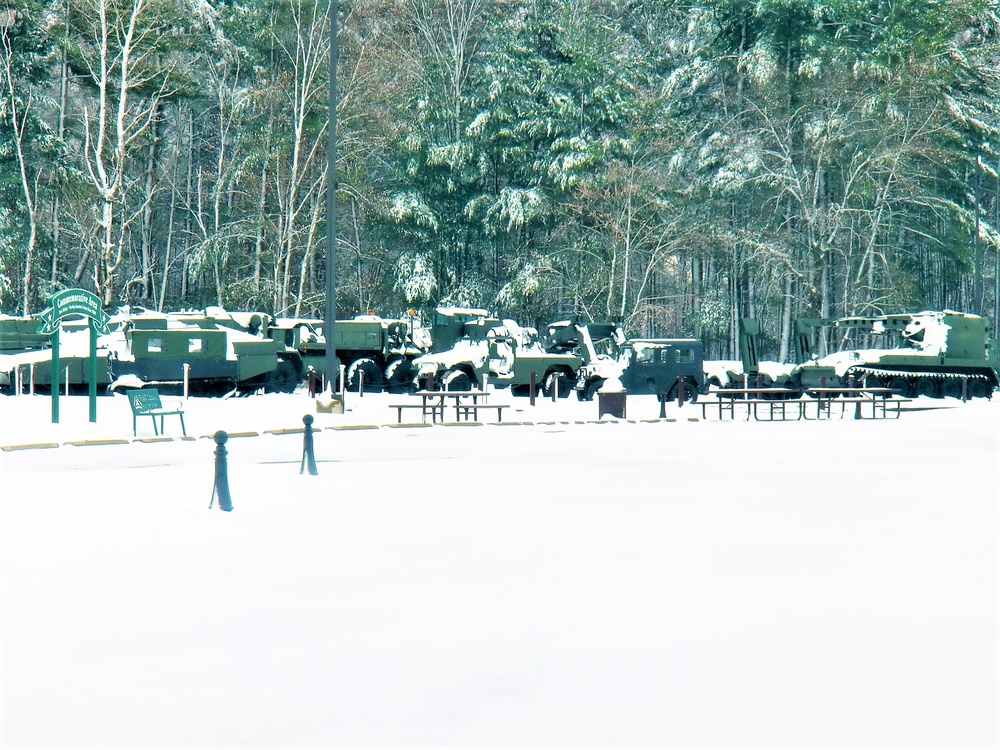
[324,0,339,392]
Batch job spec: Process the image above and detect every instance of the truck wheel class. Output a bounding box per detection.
[385,359,416,394]
[583,378,605,401]
[543,371,572,398]
[348,358,384,392]
[442,369,472,391]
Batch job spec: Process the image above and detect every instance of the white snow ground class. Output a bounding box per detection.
[1,389,997,748]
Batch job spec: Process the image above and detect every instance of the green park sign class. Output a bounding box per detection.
[37,289,109,336]
[36,288,109,424]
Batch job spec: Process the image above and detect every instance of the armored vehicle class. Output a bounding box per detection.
[412,308,584,394]
[0,314,49,353]
[104,308,286,394]
[785,311,998,399]
[0,314,50,392]
[0,314,115,394]
[575,338,705,401]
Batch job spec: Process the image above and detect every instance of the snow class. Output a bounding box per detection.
[1,389,997,747]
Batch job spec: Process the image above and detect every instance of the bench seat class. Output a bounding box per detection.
[127,389,186,436]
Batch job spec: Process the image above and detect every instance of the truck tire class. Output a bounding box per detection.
[347,358,384,392]
[667,378,699,404]
[385,359,416,394]
[582,378,605,401]
[543,371,572,399]
[442,369,472,392]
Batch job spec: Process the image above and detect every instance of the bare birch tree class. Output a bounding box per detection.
[73,0,187,306]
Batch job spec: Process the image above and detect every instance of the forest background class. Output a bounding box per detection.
[2,0,1000,360]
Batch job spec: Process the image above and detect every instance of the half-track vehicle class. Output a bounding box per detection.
[575,337,705,402]
[412,308,584,394]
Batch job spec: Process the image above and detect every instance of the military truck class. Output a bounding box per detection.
[260,313,430,393]
[575,338,706,402]
[411,308,585,394]
[783,310,998,399]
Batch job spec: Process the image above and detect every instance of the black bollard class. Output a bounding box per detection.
[307,366,318,397]
[209,430,233,512]
[676,375,685,408]
[659,392,667,419]
[529,371,537,406]
[301,414,318,475]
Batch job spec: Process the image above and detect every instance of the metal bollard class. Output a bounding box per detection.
[659,392,667,419]
[300,414,318,475]
[307,367,318,398]
[529,372,537,406]
[676,375,685,407]
[209,430,233,512]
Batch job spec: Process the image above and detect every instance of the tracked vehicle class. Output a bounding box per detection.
[788,311,998,399]
[736,311,998,399]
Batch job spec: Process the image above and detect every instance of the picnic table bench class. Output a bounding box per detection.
[453,402,510,422]
[804,388,912,419]
[388,401,445,423]
[127,388,186,436]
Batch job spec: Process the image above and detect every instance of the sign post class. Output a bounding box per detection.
[36,289,110,424]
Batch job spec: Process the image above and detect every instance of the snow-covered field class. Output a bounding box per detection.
[1,389,997,747]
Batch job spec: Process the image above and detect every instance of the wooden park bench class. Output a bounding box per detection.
[127,389,186,436]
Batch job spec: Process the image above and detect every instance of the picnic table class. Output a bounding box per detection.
[700,387,804,421]
[803,387,909,419]
[390,389,507,423]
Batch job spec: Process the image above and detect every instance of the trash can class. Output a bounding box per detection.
[597,377,627,419]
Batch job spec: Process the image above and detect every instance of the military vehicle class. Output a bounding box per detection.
[0,314,50,392]
[574,337,705,402]
[732,311,998,399]
[784,311,998,398]
[411,308,585,394]
[0,314,116,394]
[103,308,287,394]
[259,313,430,393]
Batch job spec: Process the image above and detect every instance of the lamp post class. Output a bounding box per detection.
[324,0,338,393]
